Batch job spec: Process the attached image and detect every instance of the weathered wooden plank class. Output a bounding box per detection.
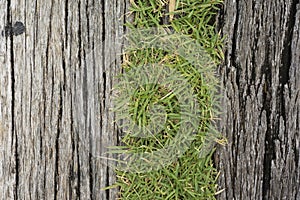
[216,0,300,199]
[0,0,127,199]
[2,0,298,199]
[0,1,16,199]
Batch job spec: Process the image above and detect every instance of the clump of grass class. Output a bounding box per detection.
[107,0,225,199]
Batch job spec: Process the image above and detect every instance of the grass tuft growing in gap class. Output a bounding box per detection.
[106,0,225,199]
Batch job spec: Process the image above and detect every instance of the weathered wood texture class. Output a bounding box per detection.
[0,0,127,199]
[216,0,299,199]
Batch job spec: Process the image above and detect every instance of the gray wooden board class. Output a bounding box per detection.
[215,0,300,199]
[0,0,128,199]
[0,0,299,199]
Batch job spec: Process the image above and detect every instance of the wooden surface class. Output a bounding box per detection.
[0,0,127,199]
[1,0,299,199]
[215,0,300,199]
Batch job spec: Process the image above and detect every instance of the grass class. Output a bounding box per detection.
[106,0,225,199]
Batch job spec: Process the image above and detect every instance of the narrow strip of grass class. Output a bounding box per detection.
[108,0,225,199]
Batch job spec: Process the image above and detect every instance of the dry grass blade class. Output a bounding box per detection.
[169,0,176,22]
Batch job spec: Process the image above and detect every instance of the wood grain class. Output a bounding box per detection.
[215,0,300,199]
[1,0,299,199]
[0,0,128,199]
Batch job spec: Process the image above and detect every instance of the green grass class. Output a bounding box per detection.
[106,0,225,199]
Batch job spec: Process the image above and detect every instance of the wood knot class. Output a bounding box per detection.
[1,21,25,37]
